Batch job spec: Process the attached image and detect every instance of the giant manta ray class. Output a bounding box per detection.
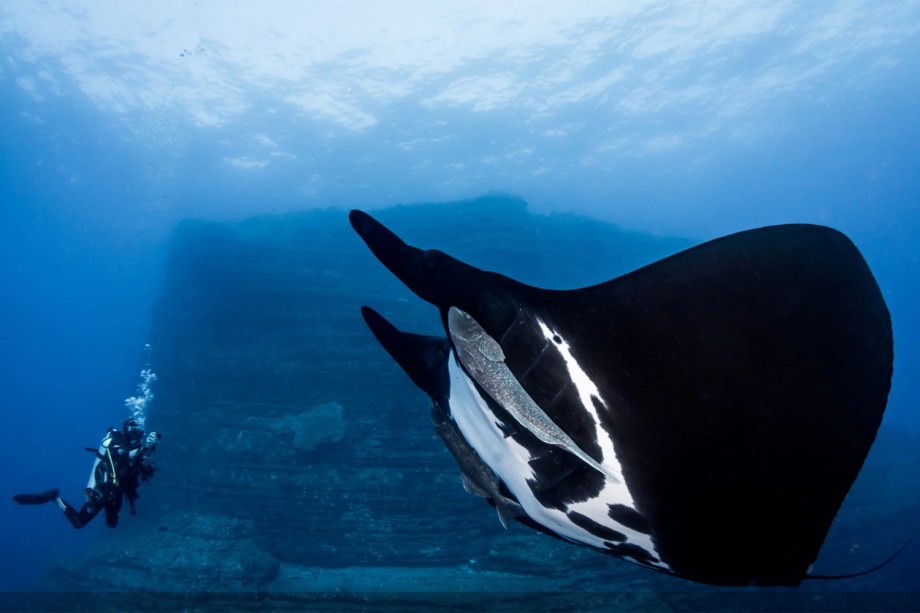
[349,210,893,587]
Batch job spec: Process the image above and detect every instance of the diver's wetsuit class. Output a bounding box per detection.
[58,484,121,528]
[58,426,156,529]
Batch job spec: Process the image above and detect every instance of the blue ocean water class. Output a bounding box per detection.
[1,2,919,606]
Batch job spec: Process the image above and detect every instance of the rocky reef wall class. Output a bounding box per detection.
[42,195,919,606]
[45,195,691,592]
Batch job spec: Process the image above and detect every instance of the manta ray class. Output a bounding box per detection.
[349,209,893,587]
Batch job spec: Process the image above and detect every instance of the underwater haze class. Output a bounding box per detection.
[1,0,919,607]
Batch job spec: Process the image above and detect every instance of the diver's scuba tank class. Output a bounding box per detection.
[84,429,119,499]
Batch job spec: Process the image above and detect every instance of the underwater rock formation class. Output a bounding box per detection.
[126,194,691,576]
[40,195,919,604]
[48,511,279,591]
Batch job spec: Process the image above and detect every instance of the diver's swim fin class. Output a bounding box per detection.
[12,489,61,505]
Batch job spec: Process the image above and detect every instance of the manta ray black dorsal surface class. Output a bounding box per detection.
[349,209,893,587]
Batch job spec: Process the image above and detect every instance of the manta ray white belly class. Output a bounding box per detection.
[447,356,668,571]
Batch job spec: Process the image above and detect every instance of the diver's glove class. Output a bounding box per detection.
[144,432,160,450]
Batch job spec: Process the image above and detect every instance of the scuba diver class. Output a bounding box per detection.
[13,418,160,528]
